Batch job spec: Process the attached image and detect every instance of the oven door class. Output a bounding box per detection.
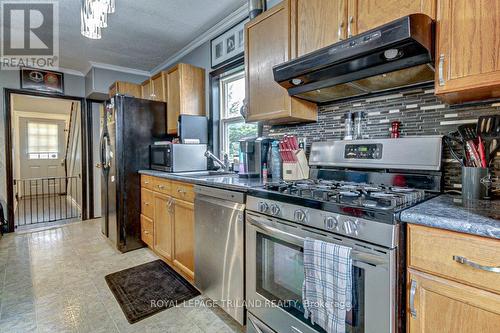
[150,145,171,171]
[246,211,396,333]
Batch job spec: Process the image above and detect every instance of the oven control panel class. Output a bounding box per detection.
[344,143,383,159]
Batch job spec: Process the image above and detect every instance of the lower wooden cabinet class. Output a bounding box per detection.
[407,224,500,333]
[408,269,500,333]
[173,199,195,279]
[140,175,195,281]
[153,193,174,261]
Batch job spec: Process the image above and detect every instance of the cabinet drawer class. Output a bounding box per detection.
[141,214,154,247]
[171,181,194,202]
[141,188,154,219]
[141,175,155,190]
[408,224,500,294]
[153,178,171,195]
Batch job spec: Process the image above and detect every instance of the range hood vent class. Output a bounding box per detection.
[273,14,435,104]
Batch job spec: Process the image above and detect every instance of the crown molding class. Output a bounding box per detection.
[150,3,248,74]
[86,61,151,77]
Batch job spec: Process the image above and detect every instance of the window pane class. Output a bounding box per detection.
[27,122,59,154]
[225,121,258,157]
[223,75,245,119]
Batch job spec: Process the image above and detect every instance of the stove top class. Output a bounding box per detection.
[261,179,427,211]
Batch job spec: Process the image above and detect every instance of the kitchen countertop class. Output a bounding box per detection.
[138,169,267,192]
[400,194,500,239]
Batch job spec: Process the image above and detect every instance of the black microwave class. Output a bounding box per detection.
[149,144,208,172]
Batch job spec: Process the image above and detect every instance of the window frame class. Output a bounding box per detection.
[219,69,258,158]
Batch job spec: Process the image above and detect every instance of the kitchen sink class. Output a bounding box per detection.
[174,171,237,178]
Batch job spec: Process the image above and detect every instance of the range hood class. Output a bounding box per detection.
[273,14,435,104]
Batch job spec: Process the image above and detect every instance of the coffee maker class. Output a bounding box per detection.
[238,137,275,178]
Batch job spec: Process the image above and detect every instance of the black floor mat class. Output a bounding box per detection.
[105,259,200,323]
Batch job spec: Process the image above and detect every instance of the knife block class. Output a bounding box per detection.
[283,149,310,180]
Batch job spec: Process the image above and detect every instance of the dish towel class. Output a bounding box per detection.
[302,237,353,333]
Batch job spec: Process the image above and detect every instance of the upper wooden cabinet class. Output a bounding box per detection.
[109,81,141,98]
[245,1,317,124]
[141,72,168,102]
[289,0,435,59]
[347,0,435,36]
[166,63,205,134]
[435,0,500,103]
[140,79,153,100]
[290,0,347,58]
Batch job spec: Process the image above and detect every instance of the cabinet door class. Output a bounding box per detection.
[152,73,166,102]
[408,269,500,333]
[167,66,180,134]
[246,3,289,122]
[291,0,347,58]
[173,198,195,279]
[435,0,500,103]
[154,193,173,260]
[141,79,152,100]
[348,0,435,36]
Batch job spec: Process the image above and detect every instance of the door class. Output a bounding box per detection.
[347,0,435,36]
[152,73,166,102]
[141,79,152,100]
[435,0,500,98]
[19,117,66,196]
[246,212,395,333]
[408,269,500,333]
[167,66,180,134]
[291,0,348,58]
[173,198,195,279]
[245,2,289,122]
[154,193,173,260]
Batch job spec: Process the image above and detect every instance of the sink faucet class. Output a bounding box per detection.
[205,150,230,171]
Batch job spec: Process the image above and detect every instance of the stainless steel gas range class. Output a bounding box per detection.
[245,137,442,333]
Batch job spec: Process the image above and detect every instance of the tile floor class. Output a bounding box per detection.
[0,219,244,333]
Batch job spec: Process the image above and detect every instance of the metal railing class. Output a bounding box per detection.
[14,176,80,227]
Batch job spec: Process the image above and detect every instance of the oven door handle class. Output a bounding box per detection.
[249,218,306,242]
[248,215,385,267]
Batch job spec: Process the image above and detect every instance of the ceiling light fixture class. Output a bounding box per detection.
[81,0,116,39]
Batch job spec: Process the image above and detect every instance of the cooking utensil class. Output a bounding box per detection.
[477,136,487,168]
[458,123,477,142]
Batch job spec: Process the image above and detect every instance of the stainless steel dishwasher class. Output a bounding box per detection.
[194,185,246,325]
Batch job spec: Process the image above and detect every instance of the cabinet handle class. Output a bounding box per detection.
[143,181,150,184]
[143,201,150,206]
[177,188,186,194]
[438,54,445,86]
[347,16,354,38]
[157,184,165,190]
[167,198,174,213]
[409,279,417,319]
[144,230,149,235]
[453,255,500,273]
[338,21,344,40]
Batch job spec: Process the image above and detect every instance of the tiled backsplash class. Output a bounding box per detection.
[262,84,500,192]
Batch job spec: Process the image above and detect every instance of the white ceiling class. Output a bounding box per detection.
[12,94,76,115]
[57,0,247,74]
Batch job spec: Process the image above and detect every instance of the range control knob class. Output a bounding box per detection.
[258,202,269,213]
[324,216,338,230]
[294,209,307,223]
[342,220,359,235]
[270,204,281,216]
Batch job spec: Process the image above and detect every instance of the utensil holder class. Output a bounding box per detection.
[461,167,490,200]
[283,150,310,181]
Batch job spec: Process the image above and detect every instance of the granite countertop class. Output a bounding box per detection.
[400,194,500,239]
[138,169,266,192]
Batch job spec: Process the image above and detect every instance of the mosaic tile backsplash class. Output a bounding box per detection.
[262,84,500,193]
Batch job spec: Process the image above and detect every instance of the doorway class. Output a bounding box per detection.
[5,91,87,231]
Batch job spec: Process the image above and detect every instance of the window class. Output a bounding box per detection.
[27,122,59,160]
[220,70,258,158]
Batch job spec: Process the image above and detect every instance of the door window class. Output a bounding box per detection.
[27,122,59,159]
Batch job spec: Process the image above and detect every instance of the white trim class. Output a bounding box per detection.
[86,61,151,77]
[150,3,248,74]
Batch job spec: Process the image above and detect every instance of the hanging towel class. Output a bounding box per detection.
[302,238,353,333]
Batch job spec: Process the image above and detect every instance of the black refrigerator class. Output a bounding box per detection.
[100,95,166,252]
